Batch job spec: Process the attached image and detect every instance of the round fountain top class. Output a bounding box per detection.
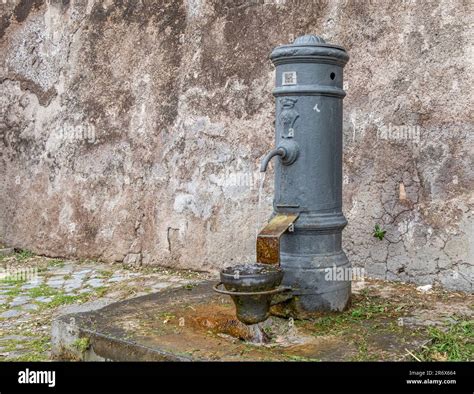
[220,263,283,292]
[293,34,326,45]
[221,263,280,277]
[270,34,349,66]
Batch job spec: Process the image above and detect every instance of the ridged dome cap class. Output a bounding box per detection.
[293,34,326,45]
[270,34,349,66]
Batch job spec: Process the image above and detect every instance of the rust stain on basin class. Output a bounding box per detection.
[184,304,260,342]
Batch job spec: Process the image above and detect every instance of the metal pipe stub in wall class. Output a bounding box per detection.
[260,34,351,314]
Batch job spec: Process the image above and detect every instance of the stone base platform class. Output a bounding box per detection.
[51,280,442,361]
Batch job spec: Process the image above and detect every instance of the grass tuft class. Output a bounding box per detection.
[72,337,90,353]
[414,318,473,361]
[16,250,35,260]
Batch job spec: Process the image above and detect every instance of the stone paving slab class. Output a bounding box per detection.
[0,310,23,319]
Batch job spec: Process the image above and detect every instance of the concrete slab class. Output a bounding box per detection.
[51,281,430,361]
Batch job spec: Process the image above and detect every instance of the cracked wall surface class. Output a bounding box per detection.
[0,0,472,291]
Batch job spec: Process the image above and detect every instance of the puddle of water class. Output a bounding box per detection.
[256,171,266,237]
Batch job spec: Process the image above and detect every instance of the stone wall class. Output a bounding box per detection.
[0,0,472,291]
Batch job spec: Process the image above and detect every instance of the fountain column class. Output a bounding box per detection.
[267,34,351,314]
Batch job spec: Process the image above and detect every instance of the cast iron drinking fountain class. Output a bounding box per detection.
[214,34,351,324]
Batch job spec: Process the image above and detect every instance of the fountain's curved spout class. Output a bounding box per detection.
[260,147,286,172]
[260,140,299,172]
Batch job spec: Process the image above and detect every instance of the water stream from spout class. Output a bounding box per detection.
[247,323,269,344]
[255,171,267,237]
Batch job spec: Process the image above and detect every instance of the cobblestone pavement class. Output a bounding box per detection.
[0,252,210,361]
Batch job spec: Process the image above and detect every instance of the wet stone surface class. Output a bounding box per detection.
[51,279,472,361]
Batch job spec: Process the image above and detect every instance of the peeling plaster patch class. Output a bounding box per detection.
[173,193,196,214]
[59,202,75,233]
[444,236,469,261]
[5,12,65,103]
[186,0,203,19]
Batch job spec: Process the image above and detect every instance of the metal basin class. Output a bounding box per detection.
[214,263,288,324]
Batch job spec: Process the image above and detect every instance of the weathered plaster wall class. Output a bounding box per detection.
[0,0,472,291]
